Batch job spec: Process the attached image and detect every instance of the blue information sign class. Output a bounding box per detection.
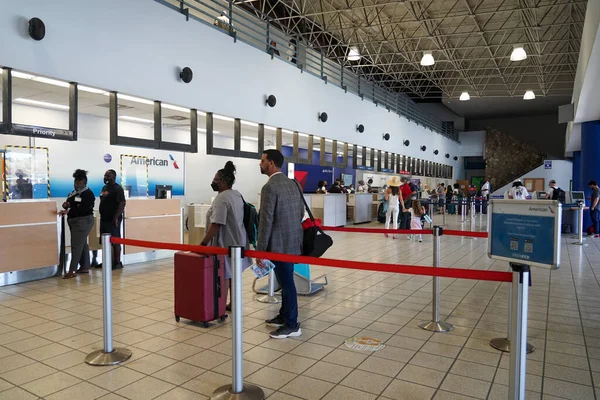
[488,200,561,269]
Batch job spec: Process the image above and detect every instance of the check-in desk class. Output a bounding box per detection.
[185,204,211,244]
[347,193,372,224]
[123,199,181,260]
[311,194,346,227]
[0,201,59,285]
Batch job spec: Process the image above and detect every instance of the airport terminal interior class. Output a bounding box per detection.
[2,0,600,399]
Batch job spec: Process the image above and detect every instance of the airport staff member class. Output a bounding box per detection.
[99,169,126,270]
[256,149,304,339]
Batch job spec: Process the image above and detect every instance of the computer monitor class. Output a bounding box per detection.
[535,191,547,200]
[155,185,172,199]
[571,191,585,201]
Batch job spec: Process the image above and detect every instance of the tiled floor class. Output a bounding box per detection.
[1,213,600,399]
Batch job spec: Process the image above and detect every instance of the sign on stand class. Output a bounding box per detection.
[488,200,561,269]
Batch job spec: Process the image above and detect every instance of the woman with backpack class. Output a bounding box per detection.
[383,177,402,238]
[200,161,252,311]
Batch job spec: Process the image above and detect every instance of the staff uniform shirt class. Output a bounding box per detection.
[66,189,95,219]
[509,186,529,200]
[99,183,125,222]
[205,189,251,279]
[591,188,600,210]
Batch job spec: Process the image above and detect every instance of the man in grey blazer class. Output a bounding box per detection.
[256,149,305,339]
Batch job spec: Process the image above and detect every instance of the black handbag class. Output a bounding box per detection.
[294,180,333,257]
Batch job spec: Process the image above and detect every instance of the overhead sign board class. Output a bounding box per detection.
[488,200,561,269]
[6,124,76,141]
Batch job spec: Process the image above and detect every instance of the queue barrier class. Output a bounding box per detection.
[89,229,530,399]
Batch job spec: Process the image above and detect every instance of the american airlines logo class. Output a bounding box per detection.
[129,155,179,169]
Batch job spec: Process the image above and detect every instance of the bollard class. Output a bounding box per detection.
[180,207,185,244]
[59,214,66,274]
[256,269,281,304]
[212,247,264,400]
[572,202,585,246]
[85,234,132,366]
[489,284,534,354]
[442,207,446,226]
[508,263,530,399]
[468,199,476,239]
[419,226,454,333]
[428,202,434,228]
[461,198,467,222]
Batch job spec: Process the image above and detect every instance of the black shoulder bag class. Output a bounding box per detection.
[293,180,333,257]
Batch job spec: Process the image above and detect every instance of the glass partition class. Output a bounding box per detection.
[4,145,49,200]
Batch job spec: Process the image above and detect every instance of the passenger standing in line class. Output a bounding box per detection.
[256,149,304,339]
[437,183,446,214]
[98,169,126,270]
[546,179,558,199]
[59,169,95,279]
[400,177,417,229]
[589,180,600,238]
[357,180,368,193]
[508,179,529,200]
[200,161,251,311]
[384,177,401,239]
[329,180,343,193]
[406,199,425,242]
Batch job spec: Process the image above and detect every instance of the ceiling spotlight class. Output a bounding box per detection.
[347,47,361,61]
[266,95,277,107]
[403,140,410,146]
[445,153,450,158]
[459,92,470,101]
[434,150,439,155]
[523,90,535,100]
[318,112,328,122]
[179,67,193,83]
[356,124,365,133]
[421,51,434,66]
[510,45,527,62]
[420,145,427,151]
[383,133,390,141]
[453,156,459,161]
[28,17,46,41]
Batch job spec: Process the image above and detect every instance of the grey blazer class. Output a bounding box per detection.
[257,173,304,255]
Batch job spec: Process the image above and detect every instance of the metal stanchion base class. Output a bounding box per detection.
[85,348,132,366]
[256,294,281,304]
[418,320,454,333]
[489,337,534,353]
[211,384,265,400]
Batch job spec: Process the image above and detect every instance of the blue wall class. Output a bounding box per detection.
[581,122,600,230]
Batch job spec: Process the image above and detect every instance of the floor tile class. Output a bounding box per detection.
[397,364,446,388]
[89,367,146,391]
[321,385,377,400]
[152,361,205,385]
[280,376,335,400]
[116,376,176,400]
[45,381,109,400]
[381,380,436,400]
[340,369,393,395]
[125,353,177,375]
[154,387,208,400]
[247,366,298,390]
[0,387,39,400]
[21,371,81,397]
[440,374,491,399]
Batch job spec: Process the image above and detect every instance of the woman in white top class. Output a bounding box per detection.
[384,177,402,238]
[508,180,529,200]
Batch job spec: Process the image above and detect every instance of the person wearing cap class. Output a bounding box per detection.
[508,179,529,200]
[384,176,401,238]
[546,180,558,199]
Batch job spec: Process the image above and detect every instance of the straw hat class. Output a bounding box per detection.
[387,176,402,187]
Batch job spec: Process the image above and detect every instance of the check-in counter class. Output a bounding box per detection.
[185,203,211,244]
[347,193,372,224]
[123,199,181,255]
[0,201,59,283]
[311,194,346,227]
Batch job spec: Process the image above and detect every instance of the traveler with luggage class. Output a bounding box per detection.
[508,179,529,200]
[200,161,252,311]
[546,180,566,203]
[400,178,417,229]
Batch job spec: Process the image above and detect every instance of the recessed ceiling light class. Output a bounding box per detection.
[459,92,470,101]
[118,94,154,105]
[348,47,361,61]
[510,46,527,62]
[119,116,154,124]
[162,104,190,113]
[33,76,70,88]
[421,51,435,66]
[523,90,535,100]
[14,98,69,110]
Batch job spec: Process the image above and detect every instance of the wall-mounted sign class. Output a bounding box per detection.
[7,124,76,141]
[544,160,552,169]
[488,200,561,269]
[357,165,374,171]
[398,170,411,175]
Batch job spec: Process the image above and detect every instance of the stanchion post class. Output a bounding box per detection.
[428,202,433,228]
[59,214,66,274]
[508,263,530,400]
[489,284,534,354]
[212,247,264,400]
[419,226,454,333]
[461,198,467,222]
[572,202,585,246]
[85,234,132,366]
[256,269,281,304]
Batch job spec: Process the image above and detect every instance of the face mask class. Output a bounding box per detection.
[211,182,220,192]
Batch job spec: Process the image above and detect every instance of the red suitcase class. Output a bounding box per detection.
[174,251,228,327]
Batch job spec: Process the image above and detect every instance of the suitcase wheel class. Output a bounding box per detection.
[220,315,228,322]
[175,316,180,323]
[203,322,210,328]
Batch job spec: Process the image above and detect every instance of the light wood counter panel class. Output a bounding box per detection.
[0,224,58,273]
[0,201,57,225]
[124,216,180,254]
[125,199,180,218]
